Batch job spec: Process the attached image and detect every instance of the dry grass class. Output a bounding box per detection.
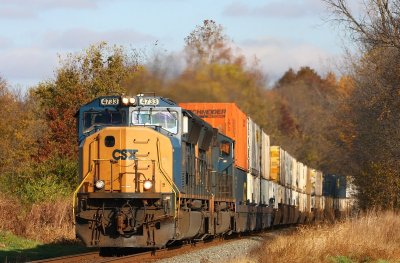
[250,211,400,263]
[0,194,74,243]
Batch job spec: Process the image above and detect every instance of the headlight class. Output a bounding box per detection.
[95,180,105,189]
[143,180,153,190]
[122,97,129,105]
[129,97,136,104]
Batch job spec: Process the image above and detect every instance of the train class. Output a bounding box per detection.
[73,94,352,251]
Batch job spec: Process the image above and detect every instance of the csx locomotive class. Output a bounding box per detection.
[73,94,350,250]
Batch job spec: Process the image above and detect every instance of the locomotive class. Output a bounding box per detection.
[73,94,350,249]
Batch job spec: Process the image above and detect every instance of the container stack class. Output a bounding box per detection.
[179,102,344,224]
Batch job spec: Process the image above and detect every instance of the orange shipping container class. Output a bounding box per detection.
[179,103,248,171]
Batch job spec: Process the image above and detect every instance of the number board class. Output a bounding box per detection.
[100,98,119,106]
[139,97,160,106]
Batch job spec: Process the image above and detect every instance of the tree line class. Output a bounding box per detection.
[1,1,399,210]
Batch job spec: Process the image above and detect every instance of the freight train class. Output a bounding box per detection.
[73,94,351,251]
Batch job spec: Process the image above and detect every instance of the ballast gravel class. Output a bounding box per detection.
[155,234,269,263]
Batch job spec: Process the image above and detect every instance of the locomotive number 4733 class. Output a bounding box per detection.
[139,97,159,106]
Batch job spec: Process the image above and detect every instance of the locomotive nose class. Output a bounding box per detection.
[81,126,174,194]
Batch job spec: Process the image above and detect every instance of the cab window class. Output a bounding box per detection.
[132,110,178,134]
[83,110,125,132]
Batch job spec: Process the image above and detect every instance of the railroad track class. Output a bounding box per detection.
[31,237,229,263]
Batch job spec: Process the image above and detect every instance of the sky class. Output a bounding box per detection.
[0,0,354,91]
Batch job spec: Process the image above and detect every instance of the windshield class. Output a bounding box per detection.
[83,110,125,132]
[132,110,178,134]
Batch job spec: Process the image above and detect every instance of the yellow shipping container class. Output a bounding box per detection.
[270,146,281,182]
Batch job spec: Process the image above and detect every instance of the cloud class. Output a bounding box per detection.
[0,36,13,49]
[42,28,157,49]
[0,48,57,86]
[239,37,337,82]
[223,0,326,18]
[0,0,112,20]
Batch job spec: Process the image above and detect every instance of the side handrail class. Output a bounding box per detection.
[156,138,180,219]
[72,162,94,222]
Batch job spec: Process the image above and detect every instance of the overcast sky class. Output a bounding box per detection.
[0,0,354,90]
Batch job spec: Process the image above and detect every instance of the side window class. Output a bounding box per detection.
[220,141,231,156]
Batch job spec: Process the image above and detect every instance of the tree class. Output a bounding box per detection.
[324,0,400,209]
[32,42,138,159]
[324,0,400,50]
[184,20,244,68]
[0,77,40,175]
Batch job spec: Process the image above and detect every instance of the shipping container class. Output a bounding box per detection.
[291,157,298,190]
[179,103,248,171]
[315,196,325,210]
[292,190,299,207]
[282,151,292,188]
[277,184,285,204]
[285,187,291,205]
[271,181,279,209]
[323,174,347,198]
[247,117,262,176]
[298,192,306,212]
[261,178,269,205]
[334,198,349,212]
[315,170,323,196]
[270,146,283,182]
[261,131,270,180]
[297,162,307,193]
[307,168,316,195]
[306,193,312,213]
[246,173,254,203]
[253,176,261,204]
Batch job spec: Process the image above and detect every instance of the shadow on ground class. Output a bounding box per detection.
[0,239,96,262]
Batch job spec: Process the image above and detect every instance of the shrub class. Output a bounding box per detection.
[0,156,78,204]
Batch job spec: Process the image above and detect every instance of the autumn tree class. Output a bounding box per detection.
[166,20,270,129]
[325,0,400,209]
[0,77,40,175]
[32,42,138,159]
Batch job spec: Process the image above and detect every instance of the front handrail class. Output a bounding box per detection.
[72,163,94,222]
[156,138,180,219]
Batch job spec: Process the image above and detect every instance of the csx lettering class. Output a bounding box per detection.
[112,149,138,160]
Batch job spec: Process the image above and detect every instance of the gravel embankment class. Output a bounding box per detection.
[155,233,271,263]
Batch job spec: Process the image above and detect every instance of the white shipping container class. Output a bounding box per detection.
[246,173,254,203]
[247,118,261,176]
[253,176,261,204]
[292,190,299,207]
[291,157,298,190]
[285,187,291,205]
[311,195,316,210]
[277,184,285,205]
[297,162,303,192]
[261,178,269,205]
[271,181,279,209]
[261,131,270,180]
[299,164,307,193]
[284,152,292,188]
[334,198,349,212]
[279,149,287,186]
[315,171,323,196]
[309,168,317,195]
[298,192,306,212]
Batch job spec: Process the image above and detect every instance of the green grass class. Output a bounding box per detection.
[329,256,393,263]
[0,231,96,262]
[329,256,354,263]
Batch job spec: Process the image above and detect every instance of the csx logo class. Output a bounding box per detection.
[112,149,138,160]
